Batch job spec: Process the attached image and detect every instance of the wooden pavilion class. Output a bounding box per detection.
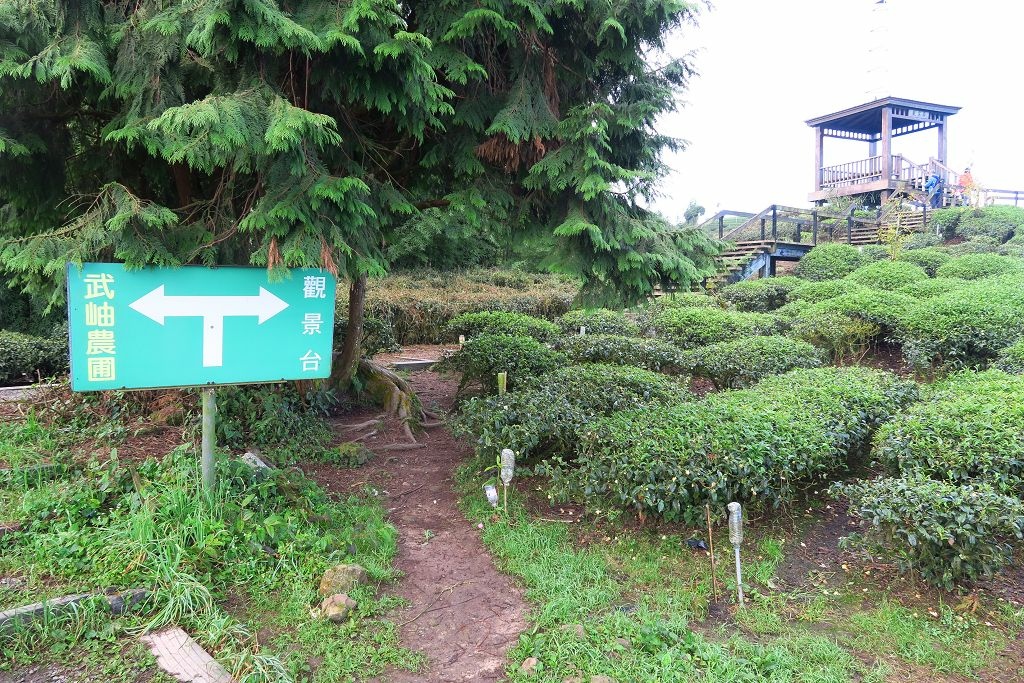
[806,97,961,205]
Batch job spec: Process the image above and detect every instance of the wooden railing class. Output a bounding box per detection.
[820,156,885,188]
[706,203,885,246]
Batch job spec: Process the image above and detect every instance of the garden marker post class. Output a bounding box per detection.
[497,372,507,395]
[728,502,744,607]
[500,448,515,515]
[201,388,216,493]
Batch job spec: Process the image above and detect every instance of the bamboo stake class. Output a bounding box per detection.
[706,504,718,602]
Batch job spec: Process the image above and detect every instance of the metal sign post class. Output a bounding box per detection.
[201,388,217,493]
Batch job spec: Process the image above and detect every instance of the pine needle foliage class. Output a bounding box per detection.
[0,0,718,316]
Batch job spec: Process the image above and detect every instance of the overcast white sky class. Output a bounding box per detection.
[650,0,1024,222]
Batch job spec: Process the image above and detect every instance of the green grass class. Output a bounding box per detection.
[848,600,1005,676]
[456,461,1023,682]
[457,463,888,682]
[0,411,418,682]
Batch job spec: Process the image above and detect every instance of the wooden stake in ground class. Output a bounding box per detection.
[497,372,507,395]
[706,504,718,602]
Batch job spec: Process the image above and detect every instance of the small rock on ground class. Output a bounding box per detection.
[318,563,368,596]
[320,593,357,622]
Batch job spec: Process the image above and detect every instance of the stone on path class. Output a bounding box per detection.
[519,657,540,675]
[320,593,358,623]
[318,563,368,596]
[140,627,232,683]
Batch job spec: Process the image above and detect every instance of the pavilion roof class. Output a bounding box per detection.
[805,97,961,141]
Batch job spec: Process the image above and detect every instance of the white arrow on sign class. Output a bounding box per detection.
[129,285,289,367]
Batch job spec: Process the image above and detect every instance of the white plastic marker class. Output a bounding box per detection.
[500,448,516,514]
[728,502,744,607]
[129,285,288,367]
[483,483,499,508]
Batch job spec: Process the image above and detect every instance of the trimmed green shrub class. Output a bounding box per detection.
[935,253,1024,280]
[437,333,566,394]
[930,205,1024,242]
[995,339,1024,373]
[577,367,917,522]
[858,244,890,262]
[838,476,1024,589]
[811,290,918,333]
[553,334,688,375]
[451,363,689,463]
[0,329,69,384]
[945,236,1002,256]
[895,277,965,299]
[336,314,399,357]
[636,293,721,331]
[719,276,803,312]
[793,243,865,281]
[364,269,577,343]
[787,308,879,363]
[652,307,781,349]
[557,309,639,336]
[872,371,1024,495]
[904,232,942,250]
[845,260,928,291]
[788,279,870,304]
[682,335,824,389]
[897,281,1024,369]
[896,247,950,276]
[448,311,559,342]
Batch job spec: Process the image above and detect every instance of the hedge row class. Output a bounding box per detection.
[0,328,69,384]
[552,334,688,375]
[437,333,565,395]
[361,269,577,344]
[838,371,1024,588]
[652,307,781,349]
[451,363,689,464]
[681,335,824,389]
[576,367,917,523]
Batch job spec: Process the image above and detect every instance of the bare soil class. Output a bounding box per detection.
[302,371,527,682]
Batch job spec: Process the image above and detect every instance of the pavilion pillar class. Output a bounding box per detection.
[813,126,823,191]
[880,106,893,180]
[937,119,948,167]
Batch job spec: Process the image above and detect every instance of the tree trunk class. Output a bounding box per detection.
[332,273,367,390]
[170,163,193,208]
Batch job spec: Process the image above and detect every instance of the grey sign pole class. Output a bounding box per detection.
[201,387,217,493]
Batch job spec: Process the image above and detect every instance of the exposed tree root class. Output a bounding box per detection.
[350,430,378,442]
[377,442,427,451]
[356,358,439,444]
[342,418,384,432]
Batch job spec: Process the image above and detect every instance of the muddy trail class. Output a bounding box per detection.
[302,370,527,682]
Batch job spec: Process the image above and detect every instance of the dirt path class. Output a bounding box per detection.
[303,371,527,682]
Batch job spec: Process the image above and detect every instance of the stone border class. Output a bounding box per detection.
[141,627,232,683]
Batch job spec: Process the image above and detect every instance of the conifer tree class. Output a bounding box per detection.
[0,0,718,417]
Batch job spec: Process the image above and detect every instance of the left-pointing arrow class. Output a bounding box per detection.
[129,285,289,367]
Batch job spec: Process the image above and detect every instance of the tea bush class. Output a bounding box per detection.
[577,367,917,522]
[858,244,890,262]
[930,205,1024,242]
[995,340,1024,373]
[944,236,1002,257]
[557,309,639,336]
[787,308,880,363]
[652,307,782,349]
[896,277,964,299]
[451,363,689,464]
[0,328,69,384]
[552,334,688,375]
[682,335,824,389]
[811,289,918,333]
[793,243,865,281]
[838,476,1024,589]
[448,310,560,342]
[904,232,942,250]
[845,260,929,291]
[896,281,1024,369]
[872,371,1024,495]
[934,253,1024,280]
[215,383,336,460]
[635,293,721,331]
[436,333,566,395]
[719,276,803,312]
[896,248,951,277]
[788,279,870,304]
[363,269,577,343]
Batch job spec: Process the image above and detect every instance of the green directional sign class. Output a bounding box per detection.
[67,264,337,391]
